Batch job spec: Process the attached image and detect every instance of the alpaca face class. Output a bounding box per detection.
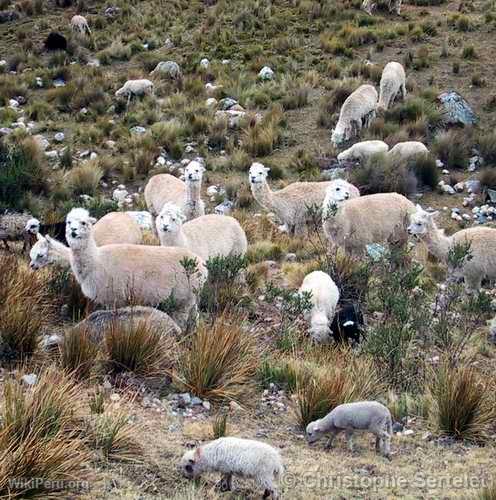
[25,218,41,234]
[29,238,49,270]
[306,420,325,444]
[184,161,205,183]
[66,208,96,246]
[249,163,270,185]
[326,181,352,204]
[408,206,437,237]
[180,449,201,479]
[156,203,185,234]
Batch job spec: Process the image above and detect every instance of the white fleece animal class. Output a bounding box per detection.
[362,0,402,15]
[144,161,205,220]
[65,208,207,330]
[331,84,378,146]
[322,179,360,213]
[323,192,415,256]
[408,205,496,291]
[156,203,247,261]
[306,401,392,458]
[249,162,334,235]
[115,79,154,104]
[378,62,406,110]
[70,15,91,34]
[30,233,71,270]
[337,140,389,163]
[180,437,283,499]
[299,271,340,343]
[387,141,429,163]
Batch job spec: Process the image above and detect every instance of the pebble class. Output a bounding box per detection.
[130,126,147,135]
[54,132,65,142]
[202,400,211,411]
[21,374,38,386]
[258,66,275,81]
[199,58,210,69]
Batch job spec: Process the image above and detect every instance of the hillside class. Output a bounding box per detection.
[1,0,496,498]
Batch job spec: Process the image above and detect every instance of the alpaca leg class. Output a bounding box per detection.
[260,477,278,499]
[380,431,392,459]
[401,83,407,99]
[324,432,337,450]
[218,473,232,492]
[375,435,382,453]
[345,430,354,452]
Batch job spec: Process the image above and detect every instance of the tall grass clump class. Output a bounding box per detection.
[242,105,285,157]
[64,160,103,196]
[60,326,99,380]
[427,362,496,444]
[433,130,471,169]
[0,367,89,498]
[478,132,496,164]
[174,315,260,402]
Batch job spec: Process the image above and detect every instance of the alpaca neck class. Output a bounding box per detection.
[51,241,72,265]
[251,179,273,210]
[185,181,202,208]
[70,234,98,285]
[422,222,452,262]
[159,227,188,249]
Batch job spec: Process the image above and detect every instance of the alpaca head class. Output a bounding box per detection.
[322,180,351,219]
[306,418,326,444]
[184,161,205,184]
[408,204,438,237]
[156,203,186,235]
[180,448,203,479]
[331,123,346,146]
[115,86,125,97]
[249,162,270,185]
[309,311,330,343]
[66,208,96,247]
[25,217,41,235]
[29,233,49,270]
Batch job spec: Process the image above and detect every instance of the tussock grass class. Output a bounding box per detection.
[60,326,99,380]
[64,160,103,196]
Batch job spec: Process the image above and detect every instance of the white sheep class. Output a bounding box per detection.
[249,162,335,236]
[331,84,378,146]
[0,213,32,252]
[337,140,389,163]
[156,203,247,261]
[299,271,340,343]
[408,205,496,291]
[70,15,91,35]
[65,208,207,330]
[306,401,392,459]
[323,192,415,256]
[378,62,406,110]
[115,79,154,105]
[144,161,205,220]
[387,141,429,164]
[180,437,283,499]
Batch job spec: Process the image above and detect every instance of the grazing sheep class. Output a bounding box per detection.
[44,32,67,52]
[337,140,389,163]
[249,162,334,236]
[65,208,207,330]
[306,401,392,458]
[156,203,247,261]
[180,437,283,499]
[145,161,205,221]
[323,193,415,256]
[378,62,406,110]
[70,15,91,35]
[115,79,154,105]
[331,85,378,146]
[408,205,496,292]
[25,218,67,245]
[299,271,340,343]
[322,179,360,214]
[29,233,71,270]
[150,61,182,79]
[0,213,32,252]
[330,303,364,344]
[387,141,429,163]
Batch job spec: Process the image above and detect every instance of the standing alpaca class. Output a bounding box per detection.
[378,62,406,111]
[408,205,496,291]
[70,15,91,35]
[65,208,207,330]
[249,163,334,236]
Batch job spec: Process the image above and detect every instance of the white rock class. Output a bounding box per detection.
[441,184,455,195]
[0,127,13,136]
[0,60,6,67]
[113,188,128,204]
[156,156,166,166]
[206,97,218,107]
[207,186,219,196]
[436,159,444,168]
[45,150,59,160]
[110,393,121,402]
[21,374,38,386]
[454,182,464,192]
[442,169,449,175]
[90,152,98,160]
[8,98,19,108]
[54,132,65,142]
[199,58,210,69]
[222,59,231,65]
[402,429,414,436]
[34,135,49,151]
[258,66,275,81]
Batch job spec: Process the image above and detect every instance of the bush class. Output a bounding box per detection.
[60,326,99,379]
[427,362,496,444]
[433,130,470,169]
[479,168,496,191]
[64,160,103,196]
[478,132,496,164]
[242,106,284,157]
[408,153,439,189]
[174,315,259,402]
[317,80,359,128]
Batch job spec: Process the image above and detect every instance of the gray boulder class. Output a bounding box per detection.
[437,91,477,126]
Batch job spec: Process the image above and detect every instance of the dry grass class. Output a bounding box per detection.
[173,315,260,403]
[64,160,103,196]
[59,326,99,380]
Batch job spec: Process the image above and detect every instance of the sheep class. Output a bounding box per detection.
[298,271,340,343]
[322,179,360,215]
[0,213,32,252]
[408,205,496,292]
[115,79,154,106]
[306,401,392,458]
[387,141,429,163]
[70,15,91,35]
[44,32,67,52]
[331,85,378,146]
[330,303,364,344]
[378,62,406,111]
[65,208,207,330]
[323,192,415,256]
[337,140,389,163]
[25,218,67,245]
[180,437,283,499]
[156,203,247,261]
[249,162,336,235]
[144,161,205,220]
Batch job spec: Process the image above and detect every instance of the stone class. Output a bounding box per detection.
[130,126,146,135]
[258,66,275,81]
[53,78,66,87]
[465,179,481,194]
[454,182,464,193]
[202,400,211,411]
[45,150,59,160]
[437,91,477,126]
[21,374,38,386]
[179,393,191,406]
[206,97,218,107]
[219,98,238,110]
[0,127,13,136]
[199,58,210,69]
[164,38,174,49]
[207,186,219,196]
[441,184,455,195]
[41,334,62,351]
[285,253,297,262]
[54,132,65,142]
[90,152,98,160]
[8,98,19,108]
[215,200,234,215]
[104,6,121,16]
[36,77,43,87]
[73,306,181,344]
[150,61,182,79]
[402,429,414,436]
[392,421,404,433]
[110,393,121,402]
[191,396,203,406]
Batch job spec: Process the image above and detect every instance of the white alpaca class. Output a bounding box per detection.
[337,140,389,163]
[378,62,406,110]
[65,208,207,330]
[180,437,283,499]
[30,233,71,270]
[249,162,333,236]
[115,79,154,105]
[387,141,429,164]
[322,179,360,215]
[331,85,378,146]
[323,192,415,256]
[299,271,340,343]
[144,161,205,220]
[408,205,496,291]
[70,15,91,35]
[156,203,247,261]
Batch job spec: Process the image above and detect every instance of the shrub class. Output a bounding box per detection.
[478,132,496,164]
[462,45,477,59]
[212,413,229,439]
[174,315,259,402]
[433,130,470,169]
[59,326,99,379]
[408,153,439,189]
[479,168,496,191]
[317,80,359,128]
[427,362,496,444]
[151,120,186,160]
[64,160,103,196]
[242,106,284,157]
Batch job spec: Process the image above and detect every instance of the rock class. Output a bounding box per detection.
[219,97,238,111]
[202,400,211,411]
[8,98,19,108]
[21,374,38,386]
[35,77,43,87]
[110,392,120,402]
[207,186,219,196]
[104,6,121,16]
[465,179,481,194]
[285,253,297,262]
[258,66,275,81]
[164,38,174,49]
[0,127,13,136]
[179,393,191,406]
[215,200,234,215]
[53,78,66,87]
[54,132,65,142]
[205,83,222,95]
[0,10,19,23]
[150,61,182,79]
[454,182,465,193]
[45,150,59,160]
[90,152,98,160]
[191,396,203,406]
[199,58,210,69]
[437,91,477,126]
[441,184,455,195]
[41,334,62,351]
[206,97,218,107]
[402,429,414,436]
[73,306,181,343]
[130,126,146,135]
[392,421,404,433]
[0,60,5,67]
[321,168,346,181]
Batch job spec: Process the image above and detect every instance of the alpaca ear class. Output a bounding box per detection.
[264,167,270,173]
[429,211,439,219]
[415,204,423,211]
[36,232,45,242]
[89,217,97,224]
[45,234,55,246]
